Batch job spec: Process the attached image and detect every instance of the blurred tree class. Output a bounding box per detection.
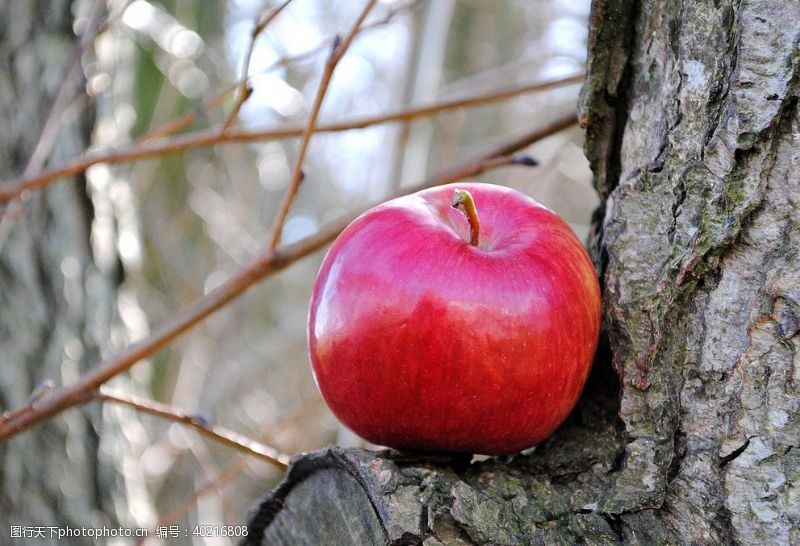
[0,0,148,540]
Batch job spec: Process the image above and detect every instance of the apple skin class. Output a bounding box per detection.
[308,182,601,455]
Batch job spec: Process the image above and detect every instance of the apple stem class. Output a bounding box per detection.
[450,189,480,246]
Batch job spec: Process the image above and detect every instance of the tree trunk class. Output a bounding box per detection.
[0,1,140,539]
[243,0,799,544]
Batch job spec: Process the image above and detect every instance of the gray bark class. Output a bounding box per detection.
[243,0,799,544]
[0,0,132,539]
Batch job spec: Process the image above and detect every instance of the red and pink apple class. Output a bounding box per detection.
[308,182,601,455]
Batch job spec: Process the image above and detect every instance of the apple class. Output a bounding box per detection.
[308,182,601,455]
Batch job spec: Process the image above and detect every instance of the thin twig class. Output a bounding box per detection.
[23,0,107,177]
[0,381,54,425]
[221,0,294,133]
[141,397,322,543]
[266,0,424,72]
[137,0,423,144]
[0,74,582,203]
[96,389,289,469]
[0,113,577,444]
[139,84,238,143]
[267,0,379,250]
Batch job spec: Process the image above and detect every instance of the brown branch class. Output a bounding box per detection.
[0,380,54,425]
[95,389,289,469]
[0,74,583,203]
[0,113,577,444]
[221,0,294,133]
[267,0,378,250]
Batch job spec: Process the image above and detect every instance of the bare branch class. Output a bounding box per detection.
[267,0,379,250]
[139,85,238,142]
[136,0,423,144]
[96,389,289,469]
[23,0,107,177]
[0,113,577,443]
[0,381,55,425]
[144,397,322,540]
[266,0,424,72]
[0,74,582,203]
[221,0,294,133]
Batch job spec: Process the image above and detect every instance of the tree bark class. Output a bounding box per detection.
[580,0,799,541]
[243,0,799,543]
[0,1,139,539]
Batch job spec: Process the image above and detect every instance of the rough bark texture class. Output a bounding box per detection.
[0,0,130,539]
[244,0,799,544]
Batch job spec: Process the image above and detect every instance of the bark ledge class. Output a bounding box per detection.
[243,445,623,546]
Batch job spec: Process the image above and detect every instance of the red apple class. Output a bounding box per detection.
[308,182,601,455]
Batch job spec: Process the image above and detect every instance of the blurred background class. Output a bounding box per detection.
[6,0,595,543]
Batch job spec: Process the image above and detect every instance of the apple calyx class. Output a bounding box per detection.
[450,189,480,246]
